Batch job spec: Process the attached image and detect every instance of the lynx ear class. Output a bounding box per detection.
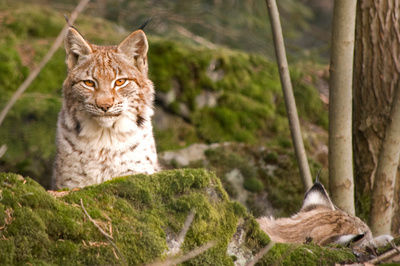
[64,27,92,70]
[117,30,148,74]
[301,181,335,211]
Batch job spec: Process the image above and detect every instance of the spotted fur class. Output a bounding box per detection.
[257,181,393,247]
[52,27,159,189]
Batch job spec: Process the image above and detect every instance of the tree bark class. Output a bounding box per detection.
[328,0,357,215]
[370,85,400,235]
[354,0,400,234]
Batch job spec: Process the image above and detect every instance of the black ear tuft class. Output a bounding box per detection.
[314,168,322,183]
[138,17,152,30]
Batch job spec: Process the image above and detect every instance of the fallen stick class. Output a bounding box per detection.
[368,248,400,264]
[148,241,216,266]
[245,241,275,266]
[176,210,196,247]
[80,199,126,264]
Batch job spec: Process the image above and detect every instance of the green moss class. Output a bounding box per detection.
[2,5,63,38]
[0,238,15,264]
[148,37,327,145]
[0,95,60,187]
[0,170,354,265]
[154,117,199,152]
[0,170,243,264]
[244,177,264,193]
[0,37,29,94]
[260,243,355,265]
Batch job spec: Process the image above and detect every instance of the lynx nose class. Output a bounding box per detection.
[96,97,114,112]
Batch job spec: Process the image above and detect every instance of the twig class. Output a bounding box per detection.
[0,0,90,127]
[177,210,196,246]
[148,241,216,266]
[368,248,400,264]
[265,0,312,191]
[245,241,275,266]
[175,25,217,49]
[390,240,400,254]
[0,144,7,159]
[80,199,126,264]
[166,210,196,256]
[80,199,113,239]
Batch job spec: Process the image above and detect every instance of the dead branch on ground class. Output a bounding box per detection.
[80,198,127,264]
[245,241,275,266]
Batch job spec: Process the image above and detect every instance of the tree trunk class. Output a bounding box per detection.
[328,0,357,215]
[370,85,400,235]
[354,0,400,234]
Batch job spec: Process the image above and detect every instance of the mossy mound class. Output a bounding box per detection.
[0,170,249,264]
[0,170,356,265]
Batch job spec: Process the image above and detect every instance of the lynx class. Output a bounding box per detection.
[257,180,393,248]
[52,27,159,189]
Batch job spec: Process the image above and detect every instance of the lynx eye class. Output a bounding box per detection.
[83,80,95,87]
[114,78,127,87]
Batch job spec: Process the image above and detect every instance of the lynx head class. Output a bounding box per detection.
[300,181,372,246]
[63,27,153,128]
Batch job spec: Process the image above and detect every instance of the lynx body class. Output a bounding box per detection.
[52,27,159,189]
[257,181,393,247]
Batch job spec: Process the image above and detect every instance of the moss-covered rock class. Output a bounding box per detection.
[149,40,328,146]
[0,170,242,264]
[0,170,356,265]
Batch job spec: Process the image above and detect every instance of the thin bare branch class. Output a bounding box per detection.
[177,210,196,246]
[80,199,113,240]
[175,25,217,49]
[368,246,400,264]
[390,240,400,254]
[0,145,7,159]
[265,0,312,191]
[167,210,196,256]
[80,199,127,264]
[148,241,216,266]
[245,241,275,266]
[0,0,90,127]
